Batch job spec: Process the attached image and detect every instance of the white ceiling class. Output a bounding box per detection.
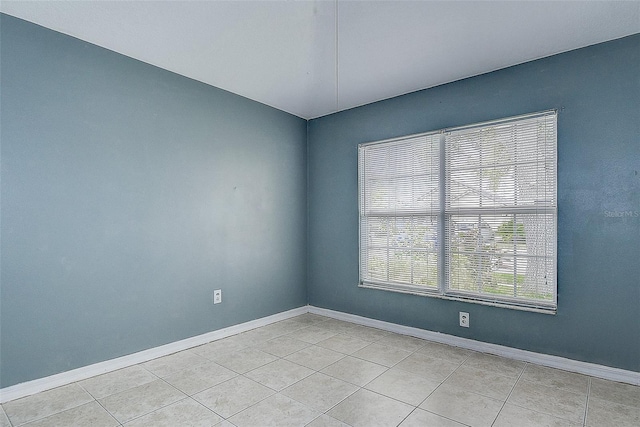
[2,1,639,119]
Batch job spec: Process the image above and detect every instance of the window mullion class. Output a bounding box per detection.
[438,132,446,296]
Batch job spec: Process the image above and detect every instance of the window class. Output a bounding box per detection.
[358,111,557,312]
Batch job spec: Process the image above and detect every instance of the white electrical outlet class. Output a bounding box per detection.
[213,289,222,304]
[459,312,469,327]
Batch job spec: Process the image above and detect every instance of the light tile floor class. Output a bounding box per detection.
[2,314,639,427]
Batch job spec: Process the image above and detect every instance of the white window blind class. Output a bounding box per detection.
[359,111,557,312]
[359,133,441,291]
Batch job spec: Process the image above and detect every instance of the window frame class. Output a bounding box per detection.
[358,110,557,314]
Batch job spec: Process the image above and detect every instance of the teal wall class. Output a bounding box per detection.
[308,34,640,372]
[0,15,308,388]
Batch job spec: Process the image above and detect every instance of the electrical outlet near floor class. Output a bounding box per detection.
[459,311,469,327]
[213,289,222,304]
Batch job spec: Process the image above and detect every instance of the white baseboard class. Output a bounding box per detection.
[0,306,308,404]
[3,304,638,404]
[308,306,640,386]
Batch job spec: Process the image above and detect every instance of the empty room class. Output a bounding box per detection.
[0,1,638,426]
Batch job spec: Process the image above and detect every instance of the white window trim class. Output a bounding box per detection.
[358,110,557,314]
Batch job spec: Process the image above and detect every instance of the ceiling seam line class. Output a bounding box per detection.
[335,0,339,110]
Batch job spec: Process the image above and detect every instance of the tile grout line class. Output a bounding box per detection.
[112,375,188,426]
[503,368,595,425]
[92,395,120,427]
[273,328,419,424]
[303,328,501,426]
[206,319,329,419]
[280,370,358,424]
[488,361,527,426]
[396,406,418,426]
[403,349,474,425]
[117,395,192,426]
[75,381,120,426]
[286,336,407,413]
[379,342,475,426]
[274,341,360,425]
[582,376,592,427]
[420,349,468,400]
[221,383,277,423]
[5,383,96,427]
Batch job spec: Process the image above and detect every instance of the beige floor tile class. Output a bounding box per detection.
[255,335,311,357]
[321,356,388,387]
[98,379,185,423]
[317,334,371,354]
[0,406,10,427]
[305,414,350,427]
[281,373,358,412]
[123,398,222,427]
[462,352,525,378]
[285,345,345,371]
[327,389,414,427]
[229,393,319,427]
[586,396,640,427]
[285,325,339,344]
[394,353,460,383]
[417,341,473,364]
[399,408,466,427]
[245,359,314,391]
[233,327,282,347]
[365,367,439,406]
[342,325,392,342]
[259,319,308,336]
[79,365,157,399]
[3,383,93,426]
[352,342,412,367]
[377,333,426,352]
[289,314,329,326]
[590,377,640,407]
[494,403,582,427]
[193,376,274,418]
[321,319,366,335]
[22,401,118,427]
[191,335,250,360]
[162,361,237,395]
[213,347,278,374]
[142,350,208,378]
[520,364,589,395]
[420,384,503,427]
[508,379,587,424]
[443,365,517,401]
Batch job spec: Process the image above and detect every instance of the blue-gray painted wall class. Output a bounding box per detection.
[1,14,638,389]
[0,15,308,388]
[308,34,640,372]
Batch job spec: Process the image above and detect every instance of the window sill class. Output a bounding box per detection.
[358,282,557,315]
